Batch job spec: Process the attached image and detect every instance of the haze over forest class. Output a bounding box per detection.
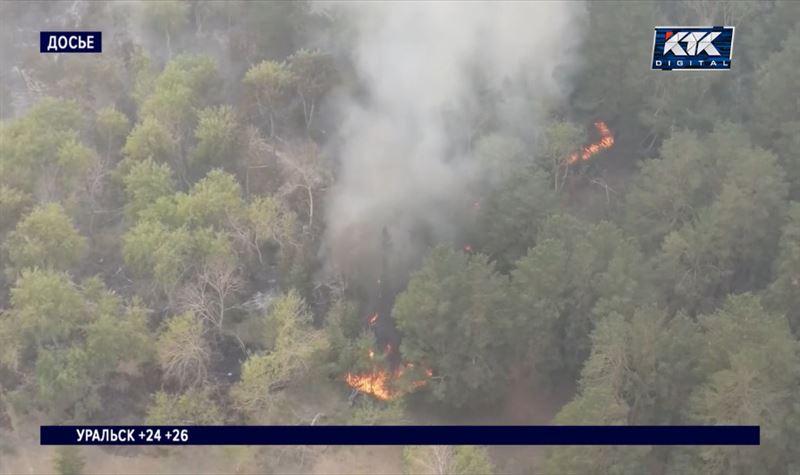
[1,1,799,474]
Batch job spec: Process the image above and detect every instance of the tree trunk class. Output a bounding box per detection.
[306,185,314,227]
[269,112,275,138]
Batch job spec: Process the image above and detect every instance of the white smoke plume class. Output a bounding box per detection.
[321,2,586,279]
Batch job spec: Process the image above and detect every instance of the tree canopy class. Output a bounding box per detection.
[0,2,798,473]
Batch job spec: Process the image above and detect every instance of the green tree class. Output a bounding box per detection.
[349,398,407,426]
[325,298,366,374]
[470,134,556,270]
[571,2,662,128]
[243,60,295,137]
[542,383,649,475]
[157,312,210,388]
[0,269,88,362]
[232,1,309,62]
[539,121,586,192]
[639,72,723,144]
[624,129,724,251]
[129,45,157,106]
[140,54,219,132]
[544,306,703,474]
[146,388,224,425]
[288,49,337,132]
[122,170,244,294]
[245,195,301,257]
[0,97,90,200]
[175,169,244,229]
[672,294,800,475]
[511,215,645,381]
[94,107,131,159]
[127,54,220,184]
[140,0,189,58]
[752,29,800,199]
[393,246,511,407]
[4,203,86,276]
[190,105,244,179]
[403,445,494,475]
[53,445,85,475]
[544,312,663,474]
[766,203,800,336]
[34,346,98,418]
[0,271,152,419]
[654,134,787,313]
[231,291,327,422]
[122,220,195,292]
[736,1,799,75]
[0,185,32,233]
[122,158,175,220]
[121,116,179,167]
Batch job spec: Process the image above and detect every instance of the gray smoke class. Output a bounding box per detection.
[319,2,587,279]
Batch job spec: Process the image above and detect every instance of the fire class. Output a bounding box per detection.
[463,244,473,253]
[345,368,395,401]
[345,348,433,401]
[566,121,614,165]
[368,313,379,326]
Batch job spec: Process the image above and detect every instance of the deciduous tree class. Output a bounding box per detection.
[146,387,224,425]
[243,60,295,137]
[157,312,210,388]
[403,446,494,475]
[231,291,327,422]
[140,0,189,59]
[53,445,85,475]
[122,158,175,220]
[0,97,90,201]
[288,49,337,132]
[4,203,86,276]
[190,105,244,179]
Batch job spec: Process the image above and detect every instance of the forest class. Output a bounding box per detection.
[0,1,799,474]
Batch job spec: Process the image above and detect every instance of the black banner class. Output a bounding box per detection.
[40,425,760,446]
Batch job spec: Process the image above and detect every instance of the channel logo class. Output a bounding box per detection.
[651,26,734,71]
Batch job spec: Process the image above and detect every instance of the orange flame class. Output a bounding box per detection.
[368,313,379,326]
[463,244,473,253]
[345,368,395,400]
[345,349,433,401]
[566,121,614,165]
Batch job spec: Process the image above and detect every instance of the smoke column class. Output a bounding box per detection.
[321,2,586,280]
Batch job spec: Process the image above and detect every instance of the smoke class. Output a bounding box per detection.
[320,2,586,280]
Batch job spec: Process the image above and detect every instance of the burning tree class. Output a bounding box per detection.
[343,343,432,402]
[565,121,615,165]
